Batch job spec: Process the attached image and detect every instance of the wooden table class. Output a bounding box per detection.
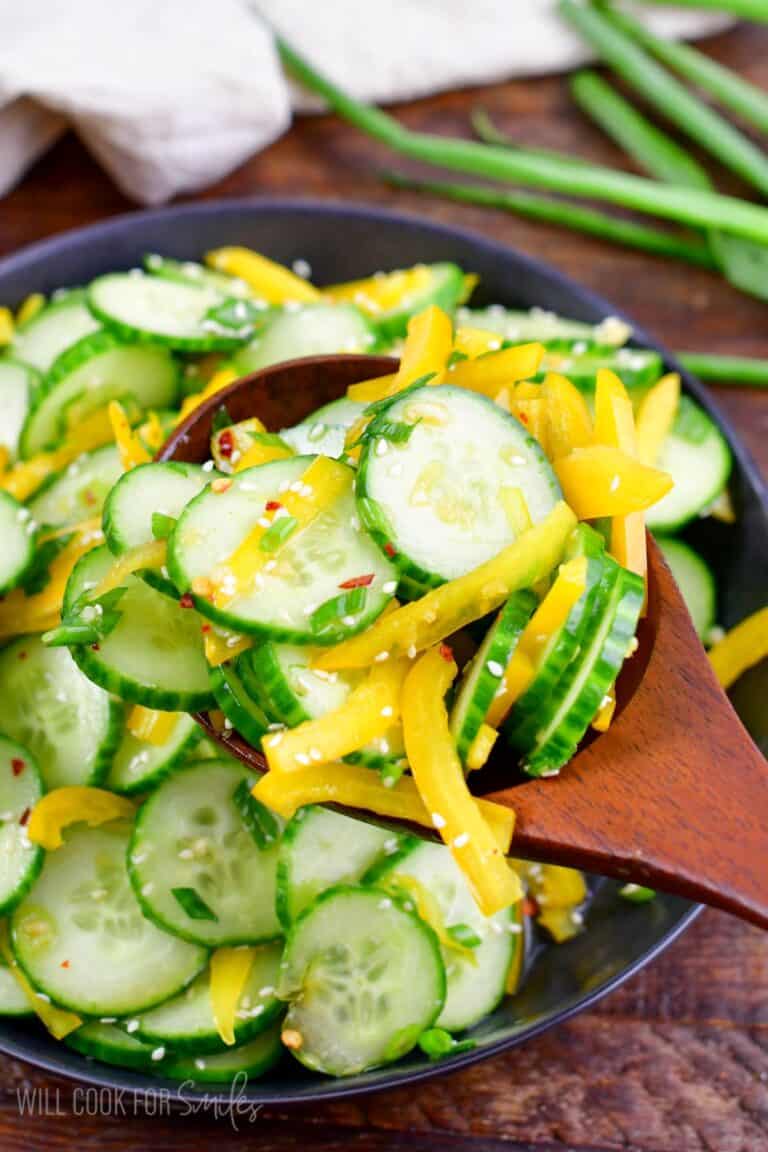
[0,20,766,1152]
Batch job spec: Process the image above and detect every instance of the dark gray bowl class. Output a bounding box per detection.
[0,199,764,1105]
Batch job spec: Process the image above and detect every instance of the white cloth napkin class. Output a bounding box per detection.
[0,0,731,205]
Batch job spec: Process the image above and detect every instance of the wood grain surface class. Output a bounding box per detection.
[0,18,765,1152]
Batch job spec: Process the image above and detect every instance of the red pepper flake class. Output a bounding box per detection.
[11,758,25,777]
[17,651,27,661]
[19,808,30,827]
[211,477,232,495]
[518,412,529,425]
[83,489,97,506]
[200,623,211,634]
[439,643,454,663]
[384,543,397,558]
[522,897,539,918]
[90,643,100,652]
[338,573,375,590]
[60,960,70,969]
[179,594,194,609]
[218,429,235,458]
[265,500,282,512]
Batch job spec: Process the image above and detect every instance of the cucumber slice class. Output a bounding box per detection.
[128,759,282,946]
[279,885,445,1076]
[0,949,33,1016]
[11,823,207,1016]
[536,346,662,391]
[0,636,121,789]
[521,564,644,777]
[103,462,211,556]
[20,332,179,458]
[456,306,632,349]
[280,422,347,460]
[449,590,537,765]
[241,641,406,769]
[106,712,201,796]
[0,360,38,462]
[88,273,247,352]
[359,263,466,340]
[208,660,271,749]
[169,456,396,643]
[28,444,122,528]
[0,736,44,915]
[12,291,101,374]
[301,396,367,430]
[64,544,215,712]
[646,396,732,532]
[656,536,716,640]
[276,807,399,928]
[357,384,560,590]
[144,254,253,299]
[66,1022,156,1070]
[233,304,377,375]
[0,492,35,594]
[161,1023,282,1084]
[133,943,282,1053]
[367,841,519,1032]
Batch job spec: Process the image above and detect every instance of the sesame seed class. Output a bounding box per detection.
[202,459,215,472]
[382,580,398,595]
[141,882,155,896]
[452,832,470,848]
[374,650,390,662]
[375,440,388,456]
[378,898,392,910]
[294,752,310,766]
[151,1047,166,1061]
[432,812,446,829]
[194,1058,206,1070]
[407,644,418,659]
[380,705,394,718]
[258,985,275,997]
[609,475,621,492]
[125,1020,139,1033]
[309,748,323,762]
[486,660,504,677]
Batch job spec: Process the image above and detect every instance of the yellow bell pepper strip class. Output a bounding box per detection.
[109,401,152,471]
[447,343,545,398]
[203,627,253,667]
[206,247,321,304]
[211,456,349,609]
[263,659,408,773]
[376,872,477,962]
[459,273,479,303]
[324,265,435,312]
[126,705,180,745]
[348,305,452,403]
[210,946,257,1046]
[27,787,135,851]
[89,539,167,601]
[16,292,45,327]
[519,863,588,944]
[708,606,768,690]
[314,500,577,671]
[402,646,522,917]
[591,685,616,733]
[635,373,681,466]
[541,372,593,459]
[465,723,498,771]
[0,446,9,477]
[554,446,672,520]
[176,366,239,426]
[252,760,515,855]
[137,410,166,455]
[504,899,526,994]
[234,437,294,472]
[0,306,13,345]
[452,325,504,359]
[707,489,736,524]
[486,555,588,727]
[0,924,81,1039]
[593,368,649,580]
[211,416,269,471]
[513,396,549,454]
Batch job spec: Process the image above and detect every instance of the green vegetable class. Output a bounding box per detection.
[44,587,127,648]
[151,512,177,541]
[259,515,299,553]
[678,352,768,388]
[232,779,280,850]
[417,1027,476,1060]
[310,587,367,635]
[211,404,234,436]
[446,923,483,949]
[619,883,656,904]
[171,886,219,922]
[641,0,768,24]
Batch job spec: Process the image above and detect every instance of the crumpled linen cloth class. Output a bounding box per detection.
[0,0,731,205]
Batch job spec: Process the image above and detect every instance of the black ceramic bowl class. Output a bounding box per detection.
[0,200,765,1105]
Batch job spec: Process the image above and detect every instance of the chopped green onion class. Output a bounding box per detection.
[259,514,299,553]
[151,512,177,541]
[418,1027,477,1060]
[619,883,656,904]
[233,779,280,849]
[171,886,219,922]
[310,587,367,635]
[446,923,483,949]
[211,404,234,436]
[380,760,407,788]
[641,0,768,25]
[20,532,74,596]
[678,352,768,388]
[44,587,127,648]
[369,420,417,445]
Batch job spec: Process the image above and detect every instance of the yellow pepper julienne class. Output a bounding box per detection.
[554,446,672,521]
[314,501,577,671]
[465,723,499,772]
[176,366,239,426]
[109,401,152,470]
[234,438,294,472]
[0,924,81,1039]
[513,395,548,454]
[347,305,453,403]
[252,761,515,855]
[541,373,593,459]
[452,325,504,359]
[517,862,588,944]
[210,946,257,1047]
[263,659,408,773]
[323,265,434,313]
[708,606,768,690]
[593,369,648,580]
[402,647,522,917]
[447,343,545,398]
[591,685,616,732]
[16,292,46,327]
[26,787,135,851]
[0,306,14,346]
[89,539,168,601]
[635,373,681,466]
[206,247,321,304]
[203,627,253,668]
[126,705,180,745]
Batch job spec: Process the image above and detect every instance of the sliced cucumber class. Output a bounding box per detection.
[0,949,33,1016]
[339,263,466,339]
[128,759,282,947]
[279,885,445,1076]
[536,346,662,391]
[169,456,396,643]
[646,396,732,532]
[103,462,211,556]
[20,332,179,458]
[456,305,632,348]
[12,291,101,374]
[161,1023,282,1084]
[133,943,282,1053]
[11,823,207,1016]
[521,564,644,777]
[300,396,367,430]
[367,841,519,1032]
[88,272,247,352]
[208,659,270,749]
[144,254,253,299]
[280,422,348,460]
[0,492,35,594]
[28,444,122,528]
[233,304,377,375]
[106,712,201,796]
[656,536,716,640]
[450,590,537,765]
[64,544,214,712]
[0,359,38,462]
[66,1022,156,1070]
[0,636,121,789]
[357,384,560,590]
[0,736,44,915]
[241,641,406,769]
[276,807,399,928]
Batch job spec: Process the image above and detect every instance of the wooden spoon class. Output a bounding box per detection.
[162,355,768,929]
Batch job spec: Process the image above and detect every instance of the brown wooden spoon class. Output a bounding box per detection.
[162,354,768,929]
